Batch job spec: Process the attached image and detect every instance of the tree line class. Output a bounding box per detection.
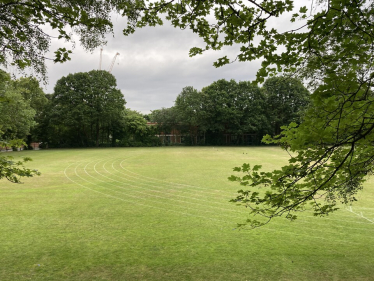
[149,77,310,145]
[0,69,310,149]
[0,70,159,149]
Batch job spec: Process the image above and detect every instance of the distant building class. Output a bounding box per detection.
[147,122,182,144]
[146,122,259,146]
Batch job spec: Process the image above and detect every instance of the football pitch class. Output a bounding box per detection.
[1,147,373,280]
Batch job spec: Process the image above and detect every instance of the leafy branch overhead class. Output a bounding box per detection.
[122,0,316,80]
[0,0,119,79]
[229,76,374,227]
[0,155,40,183]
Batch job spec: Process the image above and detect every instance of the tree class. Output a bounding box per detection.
[0,71,36,141]
[123,109,148,137]
[13,76,48,114]
[173,80,270,145]
[263,76,310,136]
[0,89,36,140]
[116,109,160,147]
[235,81,270,140]
[149,107,180,145]
[0,0,120,79]
[200,79,268,145]
[0,70,40,183]
[120,0,374,226]
[12,76,49,148]
[174,86,204,144]
[201,79,240,136]
[48,70,126,147]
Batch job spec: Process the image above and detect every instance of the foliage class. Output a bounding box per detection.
[231,113,372,220]
[263,76,310,135]
[0,89,36,140]
[13,76,49,114]
[149,107,180,144]
[116,109,160,147]
[200,79,268,144]
[0,70,36,140]
[47,70,126,147]
[11,76,49,148]
[0,0,120,79]
[174,86,203,144]
[153,78,308,146]
[124,109,149,136]
[0,71,41,183]
[229,76,374,227]
[0,155,40,183]
[174,87,200,124]
[227,1,374,227]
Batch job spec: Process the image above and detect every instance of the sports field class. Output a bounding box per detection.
[1,147,373,280]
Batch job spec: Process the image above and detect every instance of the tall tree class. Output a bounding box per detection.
[174,86,203,144]
[235,81,270,139]
[201,79,239,135]
[116,108,159,147]
[263,76,310,136]
[149,107,180,144]
[13,77,48,114]
[200,79,267,145]
[50,70,126,147]
[12,76,48,148]
[0,71,36,140]
[0,70,40,183]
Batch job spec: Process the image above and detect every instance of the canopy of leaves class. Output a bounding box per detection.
[0,70,36,140]
[263,76,310,135]
[48,70,126,147]
[155,78,308,145]
[228,1,374,227]
[0,70,41,183]
[174,86,202,127]
[0,155,40,183]
[200,79,268,135]
[123,109,149,136]
[149,107,180,134]
[116,109,160,147]
[0,0,120,79]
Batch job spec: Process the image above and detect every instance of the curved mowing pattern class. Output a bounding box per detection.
[63,150,374,245]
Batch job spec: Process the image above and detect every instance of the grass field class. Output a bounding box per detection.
[1,147,373,280]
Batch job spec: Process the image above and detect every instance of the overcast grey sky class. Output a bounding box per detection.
[41,3,307,114]
[43,16,263,114]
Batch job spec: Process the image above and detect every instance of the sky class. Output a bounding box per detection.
[38,2,308,114]
[42,16,263,114]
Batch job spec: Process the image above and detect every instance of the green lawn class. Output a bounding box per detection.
[1,147,373,280]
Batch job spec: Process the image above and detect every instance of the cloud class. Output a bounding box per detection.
[44,15,263,113]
